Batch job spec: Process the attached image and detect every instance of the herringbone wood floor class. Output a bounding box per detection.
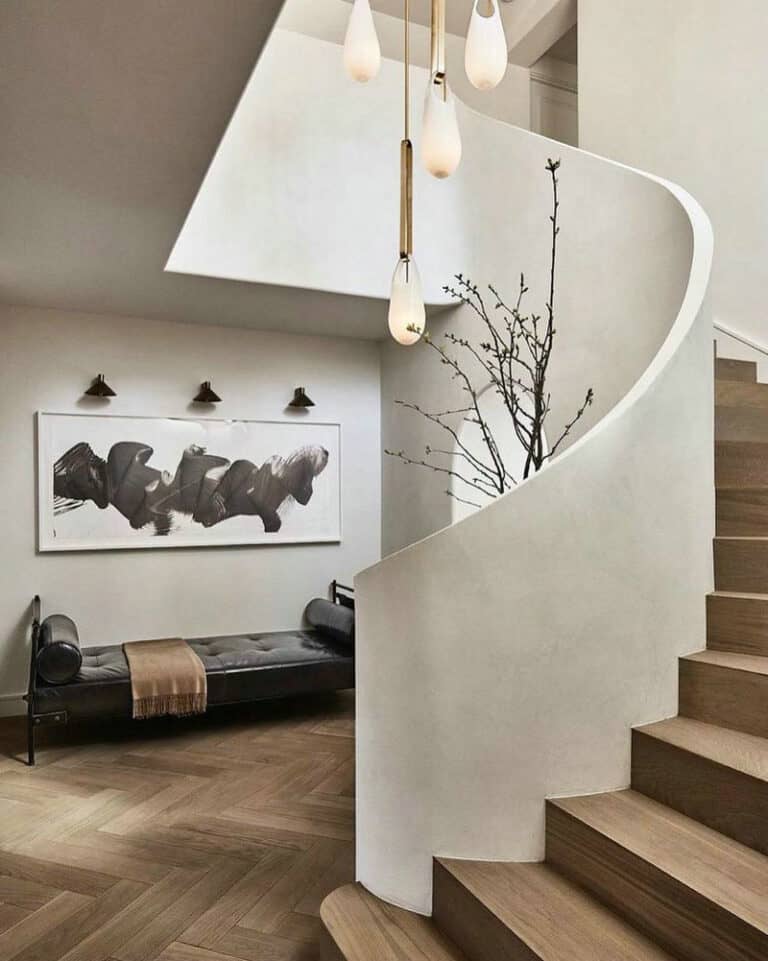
[0,692,355,961]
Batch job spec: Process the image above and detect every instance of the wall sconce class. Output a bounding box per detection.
[288,387,315,409]
[193,381,221,403]
[84,374,116,398]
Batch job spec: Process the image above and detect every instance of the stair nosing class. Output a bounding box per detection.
[682,650,768,675]
[714,536,768,546]
[709,589,768,600]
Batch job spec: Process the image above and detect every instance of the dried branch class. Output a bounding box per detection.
[385,159,594,509]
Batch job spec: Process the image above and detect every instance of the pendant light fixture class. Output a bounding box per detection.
[465,0,508,90]
[343,0,381,83]
[422,0,462,179]
[388,0,425,346]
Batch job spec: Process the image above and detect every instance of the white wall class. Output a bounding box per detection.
[0,305,381,713]
[530,56,578,147]
[579,0,768,346]
[360,140,713,913]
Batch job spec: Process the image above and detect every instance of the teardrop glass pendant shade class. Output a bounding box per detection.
[465,0,508,90]
[388,257,426,346]
[343,0,381,83]
[421,78,462,179]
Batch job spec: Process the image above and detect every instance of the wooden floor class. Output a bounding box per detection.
[0,692,355,961]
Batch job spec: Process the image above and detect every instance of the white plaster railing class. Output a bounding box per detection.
[357,155,713,911]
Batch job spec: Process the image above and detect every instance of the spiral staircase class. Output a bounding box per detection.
[320,353,768,961]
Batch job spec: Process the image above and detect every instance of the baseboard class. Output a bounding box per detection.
[0,694,25,718]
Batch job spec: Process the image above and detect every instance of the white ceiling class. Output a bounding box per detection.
[0,0,393,339]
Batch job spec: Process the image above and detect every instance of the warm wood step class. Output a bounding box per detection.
[716,381,768,409]
[433,859,679,961]
[546,788,768,961]
[632,717,768,854]
[714,537,768,593]
[717,489,768,535]
[716,407,768,443]
[707,591,768,656]
[679,651,768,738]
[715,442,768,488]
[716,358,758,383]
[320,883,468,961]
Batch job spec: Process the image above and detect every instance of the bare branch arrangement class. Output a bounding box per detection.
[386,159,594,509]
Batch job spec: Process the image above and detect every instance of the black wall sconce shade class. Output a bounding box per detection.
[288,387,315,408]
[193,381,221,403]
[84,374,116,398]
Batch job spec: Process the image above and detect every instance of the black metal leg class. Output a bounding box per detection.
[27,714,35,766]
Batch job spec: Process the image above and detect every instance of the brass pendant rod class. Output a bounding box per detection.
[430,0,446,80]
[399,0,413,258]
[404,0,410,141]
[399,140,413,257]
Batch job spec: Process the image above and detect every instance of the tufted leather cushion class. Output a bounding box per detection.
[37,614,83,684]
[34,629,354,720]
[304,599,355,647]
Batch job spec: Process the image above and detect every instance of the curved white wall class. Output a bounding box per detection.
[360,147,713,910]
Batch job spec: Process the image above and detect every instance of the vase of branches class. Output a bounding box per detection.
[386,159,594,509]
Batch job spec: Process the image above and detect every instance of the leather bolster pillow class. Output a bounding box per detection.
[305,598,355,647]
[36,614,82,684]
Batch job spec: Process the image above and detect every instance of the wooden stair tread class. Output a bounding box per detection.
[710,589,768,600]
[549,788,768,934]
[715,535,768,542]
[635,716,768,781]
[435,860,679,961]
[709,591,768,601]
[683,650,768,674]
[320,883,468,961]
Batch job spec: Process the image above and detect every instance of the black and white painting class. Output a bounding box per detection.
[38,413,341,551]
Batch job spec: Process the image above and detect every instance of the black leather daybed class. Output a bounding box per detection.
[24,581,355,765]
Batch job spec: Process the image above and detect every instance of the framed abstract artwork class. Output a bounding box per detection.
[37,412,341,551]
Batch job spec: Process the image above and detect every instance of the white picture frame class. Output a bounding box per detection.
[38,411,341,552]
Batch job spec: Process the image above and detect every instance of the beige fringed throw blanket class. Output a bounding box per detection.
[123,638,207,720]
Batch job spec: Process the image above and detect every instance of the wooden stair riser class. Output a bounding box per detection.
[716,359,758,383]
[707,593,768,656]
[545,802,768,961]
[717,490,768,536]
[716,382,768,409]
[679,658,768,738]
[717,407,768,443]
[714,538,768,593]
[432,861,533,961]
[716,443,768,488]
[631,729,768,855]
